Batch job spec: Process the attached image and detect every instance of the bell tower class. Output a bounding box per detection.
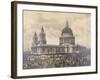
[32,32,38,46]
[38,27,47,45]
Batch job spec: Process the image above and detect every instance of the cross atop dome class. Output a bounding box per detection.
[65,20,69,28]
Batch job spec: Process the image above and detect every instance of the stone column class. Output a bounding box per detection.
[65,47,68,53]
[69,45,74,53]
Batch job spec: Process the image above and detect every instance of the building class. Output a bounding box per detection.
[31,21,78,54]
[23,21,91,69]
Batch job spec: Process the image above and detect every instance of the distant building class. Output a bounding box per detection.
[31,21,78,54]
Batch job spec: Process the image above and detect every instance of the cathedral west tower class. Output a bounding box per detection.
[38,27,47,45]
[32,32,38,46]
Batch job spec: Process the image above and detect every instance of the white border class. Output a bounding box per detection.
[17,3,96,76]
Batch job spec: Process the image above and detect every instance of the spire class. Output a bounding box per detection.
[34,32,37,37]
[33,32,37,39]
[41,26,44,32]
[33,32,38,46]
[39,26,47,45]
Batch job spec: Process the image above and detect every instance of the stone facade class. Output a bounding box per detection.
[31,21,78,54]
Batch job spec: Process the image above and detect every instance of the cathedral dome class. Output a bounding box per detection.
[61,21,73,36]
[62,26,73,36]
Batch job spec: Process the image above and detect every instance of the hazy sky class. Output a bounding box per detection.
[23,10,91,51]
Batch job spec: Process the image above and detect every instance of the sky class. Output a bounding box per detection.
[23,10,91,51]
